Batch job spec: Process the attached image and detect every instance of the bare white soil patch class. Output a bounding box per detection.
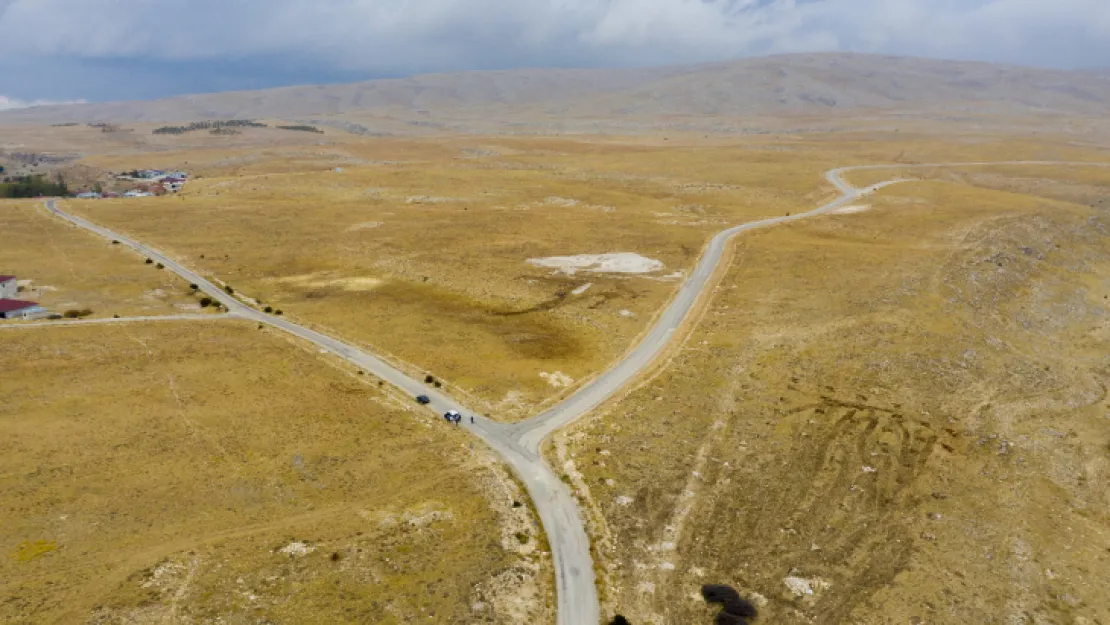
[540,371,574,388]
[571,283,593,296]
[346,221,384,231]
[832,204,871,214]
[406,195,466,204]
[278,541,315,557]
[541,196,616,212]
[271,273,383,292]
[783,576,831,597]
[543,196,579,207]
[516,196,616,212]
[528,253,664,276]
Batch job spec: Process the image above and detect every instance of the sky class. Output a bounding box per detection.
[1,0,1108,107]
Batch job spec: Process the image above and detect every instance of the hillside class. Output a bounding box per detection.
[3,53,1110,126]
[560,163,1110,624]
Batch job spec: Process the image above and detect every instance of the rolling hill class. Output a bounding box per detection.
[2,53,1109,126]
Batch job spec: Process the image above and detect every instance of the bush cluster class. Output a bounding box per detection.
[276,125,324,134]
[153,120,267,135]
[0,174,69,198]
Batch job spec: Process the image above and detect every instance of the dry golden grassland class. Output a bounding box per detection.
[0,200,203,318]
[840,142,1110,190]
[560,174,1110,623]
[1,321,550,624]
[846,163,1110,208]
[58,130,1110,421]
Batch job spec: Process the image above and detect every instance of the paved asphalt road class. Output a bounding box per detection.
[44,197,603,625]
[43,160,1106,624]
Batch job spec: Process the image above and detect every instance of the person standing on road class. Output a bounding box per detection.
[470,416,475,424]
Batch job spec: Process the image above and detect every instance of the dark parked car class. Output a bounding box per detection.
[416,394,431,405]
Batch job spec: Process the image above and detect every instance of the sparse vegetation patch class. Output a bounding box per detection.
[153,120,267,135]
[276,125,324,134]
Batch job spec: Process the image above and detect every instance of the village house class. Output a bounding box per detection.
[0,275,17,298]
[0,298,49,320]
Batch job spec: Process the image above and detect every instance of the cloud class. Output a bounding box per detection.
[0,0,1108,101]
[0,95,87,111]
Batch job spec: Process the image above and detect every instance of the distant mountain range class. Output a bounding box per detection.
[2,53,1109,126]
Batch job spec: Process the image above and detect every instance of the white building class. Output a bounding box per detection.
[0,299,49,320]
[0,275,16,299]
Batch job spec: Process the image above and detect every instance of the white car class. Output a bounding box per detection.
[444,410,462,422]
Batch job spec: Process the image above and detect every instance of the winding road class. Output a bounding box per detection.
[43,159,1107,624]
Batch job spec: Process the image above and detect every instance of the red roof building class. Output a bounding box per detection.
[0,298,47,319]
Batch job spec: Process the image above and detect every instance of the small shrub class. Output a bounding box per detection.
[277,124,324,134]
[145,258,153,264]
[610,617,631,625]
[433,380,442,388]
[63,309,93,319]
[113,314,120,319]
[264,306,273,313]
[424,375,435,384]
[330,551,341,562]
[357,371,364,375]
[199,297,213,308]
[274,310,283,315]
[156,263,164,269]
[515,532,529,544]
[224,285,234,295]
[189,283,198,290]
[13,540,57,563]
[111,240,120,245]
[512,500,523,508]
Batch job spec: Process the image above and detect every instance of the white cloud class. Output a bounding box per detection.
[3,0,1109,68]
[0,95,87,111]
[0,0,1107,100]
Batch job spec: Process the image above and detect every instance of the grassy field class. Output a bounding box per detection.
[57,131,1110,421]
[841,148,1110,190]
[559,173,1110,623]
[65,135,817,420]
[0,200,203,319]
[6,117,1110,624]
[0,321,550,624]
[844,163,1110,208]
